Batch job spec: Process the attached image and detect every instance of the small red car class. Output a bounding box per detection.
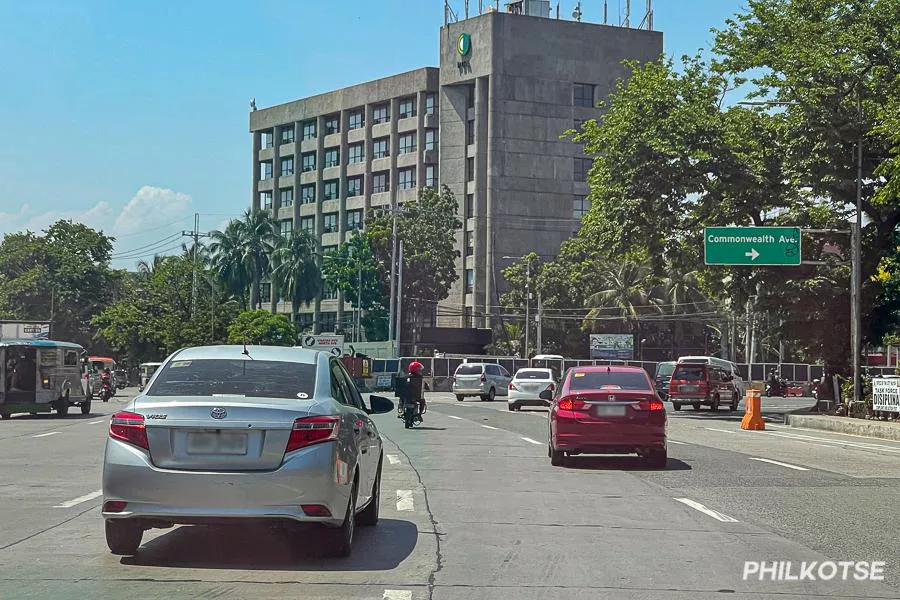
[544,366,667,468]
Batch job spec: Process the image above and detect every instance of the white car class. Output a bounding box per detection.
[507,368,556,411]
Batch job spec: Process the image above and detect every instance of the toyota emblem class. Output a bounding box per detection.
[210,407,227,420]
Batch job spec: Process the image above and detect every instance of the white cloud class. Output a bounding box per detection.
[114,186,192,236]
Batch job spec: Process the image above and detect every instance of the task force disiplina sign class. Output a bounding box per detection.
[300,335,345,356]
[871,378,900,412]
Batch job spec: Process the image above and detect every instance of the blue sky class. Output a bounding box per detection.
[0,0,747,269]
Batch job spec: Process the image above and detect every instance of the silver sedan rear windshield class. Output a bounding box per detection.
[147,359,316,399]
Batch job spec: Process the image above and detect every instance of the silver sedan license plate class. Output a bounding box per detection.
[595,404,627,417]
[187,431,248,455]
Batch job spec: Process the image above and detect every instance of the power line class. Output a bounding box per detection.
[111,233,184,258]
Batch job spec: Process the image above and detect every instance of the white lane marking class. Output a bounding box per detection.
[447,415,462,420]
[668,440,688,445]
[521,436,542,445]
[88,419,105,425]
[396,490,414,511]
[54,490,103,508]
[748,457,809,471]
[387,454,401,465]
[31,432,59,438]
[674,498,739,523]
[705,427,737,434]
[384,590,413,600]
[481,424,499,430]
[761,430,900,454]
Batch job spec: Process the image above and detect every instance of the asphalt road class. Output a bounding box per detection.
[1,388,899,599]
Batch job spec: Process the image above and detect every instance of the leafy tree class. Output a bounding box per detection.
[227,309,296,346]
[321,231,388,340]
[208,209,278,310]
[271,229,320,321]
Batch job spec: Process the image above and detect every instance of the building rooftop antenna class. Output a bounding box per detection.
[637,0,653,30]
[603,0,608,24]
[572,1,582,21]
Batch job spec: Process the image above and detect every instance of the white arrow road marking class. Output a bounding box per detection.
[55,490,102,508]
[447,415,462,420]
[31,432,59,438]
[481,424,498,430]
[88,419,105,425]
[384,590,413,600]
[705,427,737,434]
[668,440,688,445]
[749,457,808,471]
[674,498,739,523]
[745,248,760,260]
[396,490,414,511]
[387,454,401,465]
[521,437,542,445]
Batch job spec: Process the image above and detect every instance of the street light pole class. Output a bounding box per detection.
[525,262,530,358]
[852,117,863,404]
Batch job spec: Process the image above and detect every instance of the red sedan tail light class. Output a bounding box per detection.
[301,504,332,517]
[286,416,340,453]
[638,398,665,411]
[557,396,588,411]
[103,501,128,513]
[109,411,149,450]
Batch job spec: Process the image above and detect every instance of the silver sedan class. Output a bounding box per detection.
[101,345,394,558]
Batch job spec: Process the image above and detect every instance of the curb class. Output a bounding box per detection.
[785,414,900,442]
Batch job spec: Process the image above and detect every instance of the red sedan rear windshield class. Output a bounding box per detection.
[568,371,650,391]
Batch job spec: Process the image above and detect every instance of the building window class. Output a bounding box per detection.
[463,306,472,328]
[261,130,273,149]
[399,133,416,155]
[467,157,474,182]
[573,195,591,219]
[319,312,337,331]
[347,175,363,197]
[260,282,272,303]
[301,183,316,204]
[465,230,474,256]
[348,110,364,130]
[302,152,316,172]
[425,129,437,151]
[324,147,340,168]
[425,164,437,188]
[347,209,363,230]
[372,103,389,124]
[322,285,339,301]
[574,83,595,108]
[280,156,294,177]
[323,179,339,201]
[372,171,389,194]
[280,188,294,207]
[297,312,314,332]
[398,97,416,119]
[280,219,293,239]
[302,120,317,140]
[260,191,273,210]
[466,193,473,217]
[466,120,475,145]
[372,137,389,159]
[425,93,437,115]
[322,244,337,254]
[348,143,364,164]
[467,85,475,108]
[300,216,315,233]
[465,269,474,293]
[324,114,340,135]
[323,212,338,233]
[260,160,273,180]
[574,157,592,182]
[398,167,416,190]
[280,126,295,145]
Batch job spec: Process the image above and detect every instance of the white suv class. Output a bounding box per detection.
[452,363,512,402]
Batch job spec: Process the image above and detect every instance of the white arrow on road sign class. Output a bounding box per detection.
[745,248,760,261]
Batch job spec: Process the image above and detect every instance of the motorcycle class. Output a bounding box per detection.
[398,396,424,429]
[765,377,788,397]
[99,376,113,403]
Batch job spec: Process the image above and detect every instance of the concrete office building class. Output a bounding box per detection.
[249,1,662,335]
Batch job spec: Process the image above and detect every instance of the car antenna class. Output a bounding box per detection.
[241,332,253,359]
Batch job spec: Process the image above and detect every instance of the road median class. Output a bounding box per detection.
[785,413,900,442]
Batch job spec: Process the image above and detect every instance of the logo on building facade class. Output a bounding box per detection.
[456,33,472,74]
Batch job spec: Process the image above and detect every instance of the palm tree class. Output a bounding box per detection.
[654,267,709,356]
[271,229,321,323]
[583,261,658,335]
[136,255,167,278]
[208,220,251,310]
[241,209,280,309]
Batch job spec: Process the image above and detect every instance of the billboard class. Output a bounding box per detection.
[589,333,634,360]
[0,322,51,341]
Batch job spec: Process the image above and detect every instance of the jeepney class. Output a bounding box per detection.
[138,362,162,391]
[0,339,91,419]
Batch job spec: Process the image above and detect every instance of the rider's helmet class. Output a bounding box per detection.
[408,361,424,375]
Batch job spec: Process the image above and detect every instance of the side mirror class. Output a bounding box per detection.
[368,395,395,415]
[539,389,553,401]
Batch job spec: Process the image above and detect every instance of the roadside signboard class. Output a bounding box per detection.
[0,322,50,341]
[704,226,802,266]
[589,334,634,360]
[872,378,900,412]
[299,335,345,356]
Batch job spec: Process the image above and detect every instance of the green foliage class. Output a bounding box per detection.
[208,209,279,310]
[227,309,296,346]
[321,231,388,340]
[271,229,320,317]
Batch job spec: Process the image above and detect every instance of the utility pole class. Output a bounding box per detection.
[181,213,211,319]
[357,264,363,343]
[388,206,399,349]
[536,290,542,355]
[396,241,404,357]
[852,98,863,404]
[524,262,530,358]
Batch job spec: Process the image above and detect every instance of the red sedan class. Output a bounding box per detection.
[544,366,667,468]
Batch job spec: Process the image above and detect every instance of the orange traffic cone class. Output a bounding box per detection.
[741,389,765,430]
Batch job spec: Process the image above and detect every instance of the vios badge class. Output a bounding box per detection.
[457,32,471,57]
[210,407,227,420]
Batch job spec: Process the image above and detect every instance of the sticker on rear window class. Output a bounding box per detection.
[574,372,585,377]
[170,361,191,368]
[296,392,309,399]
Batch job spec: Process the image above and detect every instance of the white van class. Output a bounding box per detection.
[677,356,747,398]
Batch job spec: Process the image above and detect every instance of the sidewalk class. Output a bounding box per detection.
[785,413,900,442]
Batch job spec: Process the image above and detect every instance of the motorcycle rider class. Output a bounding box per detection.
[408,361,426,417]
[101,368,113,400]
[767,369,781,396]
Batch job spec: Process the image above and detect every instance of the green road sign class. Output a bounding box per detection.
[704,226,802,266]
